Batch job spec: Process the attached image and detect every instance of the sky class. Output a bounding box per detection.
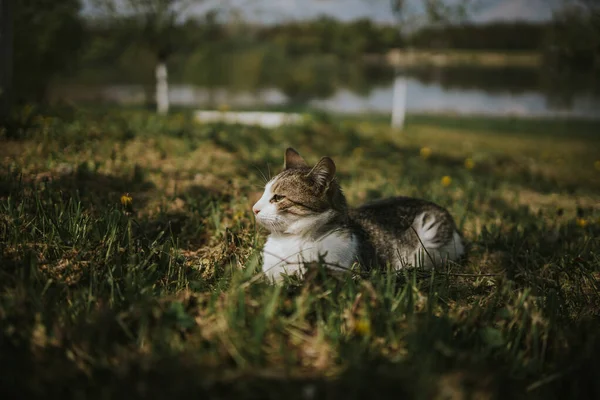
[188,0,561,24]
[83,0,562,24]
[474,0,558,23]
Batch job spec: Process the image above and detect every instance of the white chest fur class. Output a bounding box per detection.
[262,230,358,281]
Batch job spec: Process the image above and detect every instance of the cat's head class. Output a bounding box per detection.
[252,148,347,235]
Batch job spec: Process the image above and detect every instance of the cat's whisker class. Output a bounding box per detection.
[252,165,269,184]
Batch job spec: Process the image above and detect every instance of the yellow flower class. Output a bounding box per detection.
[420,147,432,160]
[233,210,246,222]
[576,218,588,228]
[441,176,452,187]
[352,147,364,158]
[354,319,371,337]
[594,160,600,171]
[120,193,133,212]
[464,158,475,170]
[218,103,230,112]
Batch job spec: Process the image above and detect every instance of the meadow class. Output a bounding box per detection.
[1,107,599,399]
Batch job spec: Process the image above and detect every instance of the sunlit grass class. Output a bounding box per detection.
[388,49,542,68]
[1,108,599,398]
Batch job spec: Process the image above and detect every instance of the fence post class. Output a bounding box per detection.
[156,61,169,115]
[391,73,407,129]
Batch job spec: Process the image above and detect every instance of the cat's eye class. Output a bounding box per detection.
[270,194,285,203]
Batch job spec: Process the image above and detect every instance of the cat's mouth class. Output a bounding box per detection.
[255,214,285,233]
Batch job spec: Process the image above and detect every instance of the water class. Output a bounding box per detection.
[311,78,600,118]
[50,64,600,119]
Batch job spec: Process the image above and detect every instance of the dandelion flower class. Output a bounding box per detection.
[233,210,246,222]
[441,176,452,187]
[354,319,371,337]
[420,147,432,160]
[576,218,588,228]
[121,193,133,212]
[464,158,475,170]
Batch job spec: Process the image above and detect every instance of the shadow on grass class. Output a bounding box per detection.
[0,335,490,400]
[3,325,598,400]
[138,183,235,248]
[0,164,155,211]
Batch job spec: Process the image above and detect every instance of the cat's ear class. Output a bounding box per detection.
[284,147,308,169]
[307,157,336,189]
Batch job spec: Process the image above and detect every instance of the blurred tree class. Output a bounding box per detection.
[259,17,402,60]
[545,0,600,70]
[0,0,12,122]
[15,0,84,103]
[410,22,547,51]
[91,0,216,114]
[390,0,477,33]
[1,0,82,116]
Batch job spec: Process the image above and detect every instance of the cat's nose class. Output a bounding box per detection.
[252,206,260,215]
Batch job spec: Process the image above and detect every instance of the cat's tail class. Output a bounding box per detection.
[412,212,465,263]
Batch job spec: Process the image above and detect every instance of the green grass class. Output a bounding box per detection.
[387,49,542,68]
[1,107,599,399]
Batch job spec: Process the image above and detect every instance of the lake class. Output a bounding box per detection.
[50,63,600,119]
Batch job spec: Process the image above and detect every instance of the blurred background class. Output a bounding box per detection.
[1,0,599,121]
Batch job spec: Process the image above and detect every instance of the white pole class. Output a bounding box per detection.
[156,62,169,115]
[391,74,407,129]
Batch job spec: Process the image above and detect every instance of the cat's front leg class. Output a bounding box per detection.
[261,249,305,282]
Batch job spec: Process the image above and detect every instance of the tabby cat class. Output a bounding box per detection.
[252,148,465,281]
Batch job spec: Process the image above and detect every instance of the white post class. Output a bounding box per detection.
[391,74,407,129]
[156,62,169,115]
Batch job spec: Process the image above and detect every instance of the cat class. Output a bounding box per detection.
[252,148,465,282]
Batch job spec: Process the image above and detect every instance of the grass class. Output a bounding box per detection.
[1,107,599,399]
[385,49,541,68]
